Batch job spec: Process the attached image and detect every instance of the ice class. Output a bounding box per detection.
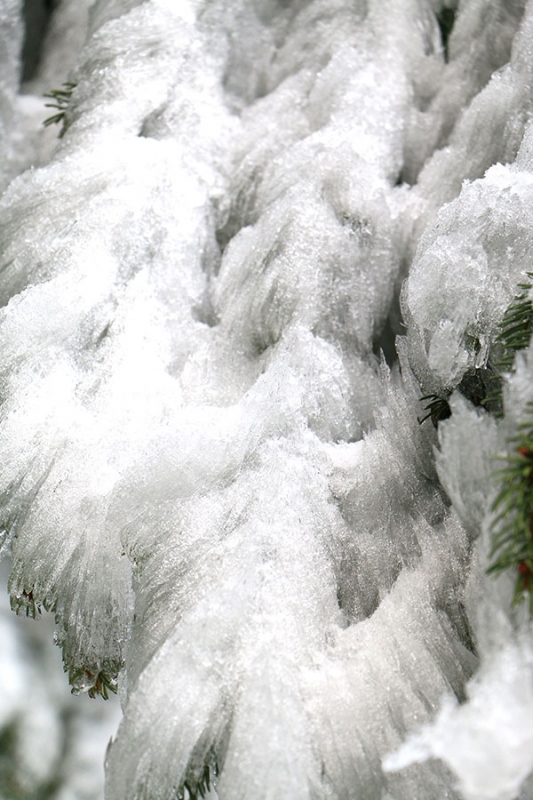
[404,156,533,392]
[1,0,533,798]
[0,0,23,188]
[384,636,533,800]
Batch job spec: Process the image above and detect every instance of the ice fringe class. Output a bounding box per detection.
[1,0,533,798]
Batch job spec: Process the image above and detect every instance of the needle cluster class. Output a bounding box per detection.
[489,275,533,610]
[43,81,77,137]
[489,415,533,613]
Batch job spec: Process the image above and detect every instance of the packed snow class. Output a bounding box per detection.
[1,1,533,799]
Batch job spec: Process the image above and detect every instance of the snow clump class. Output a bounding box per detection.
[1,1,533,799]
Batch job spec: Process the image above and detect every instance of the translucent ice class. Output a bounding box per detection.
[384,636,533,800]
[1,1,533,799]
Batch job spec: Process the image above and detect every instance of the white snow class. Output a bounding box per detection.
[1,1,533,799]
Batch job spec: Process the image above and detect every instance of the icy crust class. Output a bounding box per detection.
[106,369,476,800]
[1,0,533,798]
[2,130,222,691]
[402,0,526,185]
[383,634,533,800]
[3,0,235,698]
[106,436,344,800]
[412,0,532,212]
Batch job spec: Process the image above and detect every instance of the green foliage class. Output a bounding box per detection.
[176,757,218,800]
[487,274,533,611]
[488,411,533,614]
[494,274,533,373]
[418,368,501,428]
[480,273,533,415]
[43,82,77,137]
[418,393,451,427]
[10,585,54,618]
[68,665,119,701]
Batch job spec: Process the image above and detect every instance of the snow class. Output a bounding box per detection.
[383,635,533,800]
[1,0,533,799]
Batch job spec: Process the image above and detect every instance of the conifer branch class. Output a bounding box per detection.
[488,274,533,611]
[10,586,42,618]
[495,275,533,372]
[488,412,533,614]
[482,273,533,412]
[418,393,451,427]
[417,274,533,611]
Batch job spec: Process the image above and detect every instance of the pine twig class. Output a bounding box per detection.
[176,758,218,800]
[43,81,77,137]
[68,664,120,701]
[478,279,533,413]
[488,410,533,614]
[494,274,533,375]
[487,275,533,612]
[418,393,451,427]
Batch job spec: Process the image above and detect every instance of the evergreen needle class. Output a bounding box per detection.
[43,81,77,137]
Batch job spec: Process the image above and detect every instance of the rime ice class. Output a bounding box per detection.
[1,1,533,799]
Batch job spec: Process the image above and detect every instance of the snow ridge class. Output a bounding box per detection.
[1,1,533,798]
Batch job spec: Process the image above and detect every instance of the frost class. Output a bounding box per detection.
[1,0,533,799]
[383,637,533,800]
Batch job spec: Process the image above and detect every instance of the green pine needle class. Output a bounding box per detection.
[68,664,120,701]
[418,393,451,426]
[10,586,42,618]
[488,412,533,615]
[415,274,533,612]
[176,759,218,800]
[43,81,77,137]
[487,273,533,612]
[494,273,533,377]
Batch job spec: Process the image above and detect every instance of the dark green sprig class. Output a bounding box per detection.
[418,368,501,427]
[487,274,533,612]
[418,393,451,427]
[43,82,77,137]
[10,585,54,618]
[493,273,533,375]
[419,277,533,427]
[176,759,218,800]
[68,664,119,700]
[481,277,533,413]
[488,411,533,614]
[10,586,42,618]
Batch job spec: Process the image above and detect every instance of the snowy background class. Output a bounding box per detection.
[1,0,533,798]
